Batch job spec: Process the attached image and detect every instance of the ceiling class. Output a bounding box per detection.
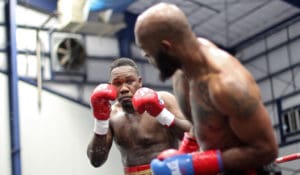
[126,0,300,49]
[18,0,300,50]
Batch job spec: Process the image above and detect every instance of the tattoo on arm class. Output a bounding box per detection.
[227,83,259,118]
[87,135,112,166]
[89,145,107,156]
[197,82,213,108]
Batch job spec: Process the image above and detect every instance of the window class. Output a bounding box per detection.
[281,106,300,135]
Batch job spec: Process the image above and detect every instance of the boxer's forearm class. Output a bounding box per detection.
[221,143,278,171]
[168,118,192,140]
[87,134,111,167]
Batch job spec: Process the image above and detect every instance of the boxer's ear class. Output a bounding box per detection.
[138,76,142,87]
[161,40,172,52]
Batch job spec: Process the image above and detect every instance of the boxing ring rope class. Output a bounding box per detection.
[275,153,300,164]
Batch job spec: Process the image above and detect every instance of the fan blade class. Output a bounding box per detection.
[57,48,67,54]
[60,54,70,66]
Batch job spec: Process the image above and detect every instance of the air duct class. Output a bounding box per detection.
[57,0,126,36]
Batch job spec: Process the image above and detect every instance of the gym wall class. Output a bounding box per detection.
[236,18,300,174]
[0,3,123,175]
[18,81,122,175]
[0,0,10,174]
[0,73,11,175]
[0,74,124,175]
[236,19,300,130]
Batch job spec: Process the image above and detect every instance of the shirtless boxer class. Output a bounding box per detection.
[134,3,278,175]
[87,58,192,175]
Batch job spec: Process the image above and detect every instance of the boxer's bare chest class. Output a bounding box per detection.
[111,112,171,149]
[110,111,177,165]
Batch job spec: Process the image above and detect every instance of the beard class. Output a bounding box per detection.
[121,100,135,114]
[154,50,181,81]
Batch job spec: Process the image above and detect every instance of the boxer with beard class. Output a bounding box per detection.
[134,3,279,175]
[153,49,181,81]
[87,58,192,175]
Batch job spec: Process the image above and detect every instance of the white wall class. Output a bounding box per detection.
[0,4,124,174]
[18,81,123,175]
[2,60,124,175]
[0,73,12,175]
[0,1,10,173]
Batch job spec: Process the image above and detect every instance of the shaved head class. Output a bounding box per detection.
[135,2,191,46]
[134,3,194,81]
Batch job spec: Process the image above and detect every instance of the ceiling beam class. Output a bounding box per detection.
[231,12,300,51]
[282,0,300,8]
[186,0,221,13]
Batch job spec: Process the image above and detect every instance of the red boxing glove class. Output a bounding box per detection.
[90,84,117,135]
[132,87,164,116]
[153,149,223,175]
[157,132,199,160]
[132,87,175,127]
[90,83,117,120]
[179,132,200,153]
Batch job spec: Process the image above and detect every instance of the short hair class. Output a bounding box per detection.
[109,57,139,75]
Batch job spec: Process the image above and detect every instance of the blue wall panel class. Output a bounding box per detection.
[18,0,57,13]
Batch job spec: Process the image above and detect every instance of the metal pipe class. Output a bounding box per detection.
[5,0,22,174]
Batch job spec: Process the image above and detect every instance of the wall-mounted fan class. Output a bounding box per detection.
[51,33,86,73]
[56,37,86,70]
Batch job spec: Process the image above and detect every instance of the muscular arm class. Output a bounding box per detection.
[210,77,278,171]
[159,91,192,139]
[172,70,196,140]
[87,128,113,167]
[172,70,192,122]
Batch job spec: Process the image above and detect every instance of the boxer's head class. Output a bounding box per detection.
[135,2,192,81]
[109,58,142,114]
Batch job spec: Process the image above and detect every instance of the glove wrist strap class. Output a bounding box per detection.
[179,132,200,153]
[192,150,224,174]
[156,108,175,127]
[94,119,109,135]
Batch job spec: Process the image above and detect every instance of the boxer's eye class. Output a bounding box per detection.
[126,79,134,85]
[113,81,122,87]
